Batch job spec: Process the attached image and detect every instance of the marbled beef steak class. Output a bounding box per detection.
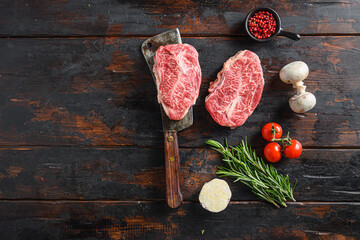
[205,50,264,128]
[153,44,202,120]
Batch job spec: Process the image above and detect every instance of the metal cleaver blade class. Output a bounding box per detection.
[141,28,193,132]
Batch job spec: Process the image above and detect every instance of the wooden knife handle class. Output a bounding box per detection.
[164,130,183,208]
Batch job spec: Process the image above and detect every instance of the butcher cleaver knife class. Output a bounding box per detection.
[141,29,192,208]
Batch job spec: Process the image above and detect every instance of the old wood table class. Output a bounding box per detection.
[0,1,359,239]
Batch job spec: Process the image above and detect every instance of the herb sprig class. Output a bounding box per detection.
[206,139,297,208]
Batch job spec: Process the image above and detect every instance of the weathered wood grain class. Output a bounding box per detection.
[0,147,359,201]
[1,0,360,36]
[0,200,359,239]
[0,36,358,147]
[1,1,358,238]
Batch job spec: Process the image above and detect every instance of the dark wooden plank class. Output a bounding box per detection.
[0,200,359,239]
[1,0,360,36]
[0,147,359,201]
[0,36,359,147]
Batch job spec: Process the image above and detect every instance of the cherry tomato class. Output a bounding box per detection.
[264,142,282,163]
[262,123,283,141]
[283,140,302,159]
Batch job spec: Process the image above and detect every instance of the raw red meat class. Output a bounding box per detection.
[205,50,264,128]
[153,44,202,120]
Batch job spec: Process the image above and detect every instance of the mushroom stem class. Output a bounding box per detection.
[293,81,306,95]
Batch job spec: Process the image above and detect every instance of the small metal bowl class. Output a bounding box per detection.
[245,7,300,42]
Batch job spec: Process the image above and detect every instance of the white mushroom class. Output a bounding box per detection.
[279,61,316,113]
[280,61,309,85]
[289,83,316,113]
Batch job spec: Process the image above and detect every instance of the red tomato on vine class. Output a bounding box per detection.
[264,142,282,163]
[283,140,303,159]
[262,123,283,141]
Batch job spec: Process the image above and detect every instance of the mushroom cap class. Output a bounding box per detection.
[280,61,309,85]
[289,92,316,113]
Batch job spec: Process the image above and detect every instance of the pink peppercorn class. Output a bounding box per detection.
[248,11,277,39]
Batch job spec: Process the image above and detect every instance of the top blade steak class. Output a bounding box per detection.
[153,44,202,120]
[205,50,264,128]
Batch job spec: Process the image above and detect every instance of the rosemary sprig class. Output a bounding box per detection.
[205,138,297,208]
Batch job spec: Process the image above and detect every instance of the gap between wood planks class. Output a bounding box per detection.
[0,33,359,39]
[0,199,359,205]
[0,145,358,150]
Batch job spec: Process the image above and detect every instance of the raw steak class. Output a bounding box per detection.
[205,50,264,128]
[153,44,202,120]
